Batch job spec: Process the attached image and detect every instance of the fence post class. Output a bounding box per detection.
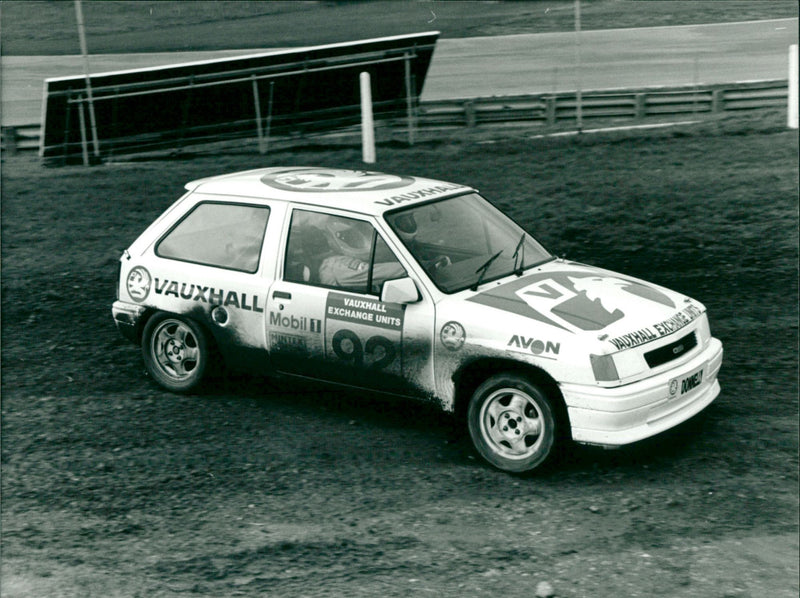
[360,72,376,164]
[404,53,416,145]
[252,75,266,154]
[574,0,583,131]
[789,44,798,129]
[78,96,90,166]
[545,97,556,125]
[465,100,476,128]
[711,89,724,113]
[634,93,647,119]
[62,90,74,164]
[75,0,100,159]
[177,75,195,152]
[265,81,275,154]
[2,127,19,155]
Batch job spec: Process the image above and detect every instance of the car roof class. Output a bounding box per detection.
[184,166,474,216]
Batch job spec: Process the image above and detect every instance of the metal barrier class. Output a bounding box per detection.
[1,124,43,154]
[413,80,788,128]
[1,79,789,157]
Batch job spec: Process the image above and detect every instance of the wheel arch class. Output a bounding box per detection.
[453,358,570,437]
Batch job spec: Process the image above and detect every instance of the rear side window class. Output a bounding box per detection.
[156,202,270,273]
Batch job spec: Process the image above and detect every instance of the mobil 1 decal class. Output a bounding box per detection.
[324,292,404,374]
[268,310,323,359]
[468,269,676,333]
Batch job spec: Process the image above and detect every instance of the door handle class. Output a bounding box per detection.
[273,290,292,300]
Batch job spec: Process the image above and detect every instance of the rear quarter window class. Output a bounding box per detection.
[156,202,270,272]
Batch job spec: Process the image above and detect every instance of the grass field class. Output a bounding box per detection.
[2,0,797,55]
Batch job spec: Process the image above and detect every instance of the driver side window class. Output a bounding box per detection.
[284,210,406,295]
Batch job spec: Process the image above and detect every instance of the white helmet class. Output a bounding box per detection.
[393,212,418,242]
[325,217,372,259]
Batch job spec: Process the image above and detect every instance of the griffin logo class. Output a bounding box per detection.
[261,168,414,192]
[470,270,677,334]
[126,266,151,303]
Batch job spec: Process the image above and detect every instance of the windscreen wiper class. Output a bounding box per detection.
[512,233,526,276]
[471,250,503,291]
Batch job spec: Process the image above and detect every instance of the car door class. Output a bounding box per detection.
[147,197,276,370]
[266,207,436,397]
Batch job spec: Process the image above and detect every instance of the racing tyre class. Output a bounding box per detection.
[142,313,210,392]
[467,374,557,473]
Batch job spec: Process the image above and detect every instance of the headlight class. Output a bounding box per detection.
[590,353,619,382]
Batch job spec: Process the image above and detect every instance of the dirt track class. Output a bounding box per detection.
[1,117,798,597]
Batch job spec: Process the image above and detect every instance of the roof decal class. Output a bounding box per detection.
[260,167,415,192]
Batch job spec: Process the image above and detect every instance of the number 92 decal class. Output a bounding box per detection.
[331,329,397,370]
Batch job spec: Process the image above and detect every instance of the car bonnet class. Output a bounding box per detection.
[466,260,703,351]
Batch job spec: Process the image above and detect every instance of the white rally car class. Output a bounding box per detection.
[112,167,723,473]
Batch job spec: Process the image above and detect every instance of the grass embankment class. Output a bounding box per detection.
[1,0,797,55]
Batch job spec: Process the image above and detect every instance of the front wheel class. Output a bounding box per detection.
[467,374,558,473]
[142,313,210,392]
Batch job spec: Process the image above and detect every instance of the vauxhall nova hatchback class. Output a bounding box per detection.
[112,166,723,473]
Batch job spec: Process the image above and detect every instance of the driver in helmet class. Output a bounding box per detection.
[393,212,419,244]
[389,211,451,277]
[318,217,406,289]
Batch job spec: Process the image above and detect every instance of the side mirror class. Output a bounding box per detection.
[381,277,420,305]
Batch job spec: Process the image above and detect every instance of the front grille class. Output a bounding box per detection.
[644,331,697,368]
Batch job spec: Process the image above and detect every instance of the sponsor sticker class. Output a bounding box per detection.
[374,182,468,207]
[679,367,704,395]
[126,266,151,303]
[608,304,703,351]
[325,293,404,331]
[323,293,404,374]
[269,311,322,333]
[269,331,308,351]
[152,277,264,313]
[507,335,560,358]
[669,364,705,398]
[440,321,466,351]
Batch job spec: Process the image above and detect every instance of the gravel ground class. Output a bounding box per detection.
[1,116,797,597]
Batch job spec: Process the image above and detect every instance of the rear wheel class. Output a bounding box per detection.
[467,373,557,473]
[142,313,209,392]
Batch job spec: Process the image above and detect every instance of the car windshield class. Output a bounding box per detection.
[385,193,552,293]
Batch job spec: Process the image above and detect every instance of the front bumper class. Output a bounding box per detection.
[112,300,147,343]
[561,337,723,447]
